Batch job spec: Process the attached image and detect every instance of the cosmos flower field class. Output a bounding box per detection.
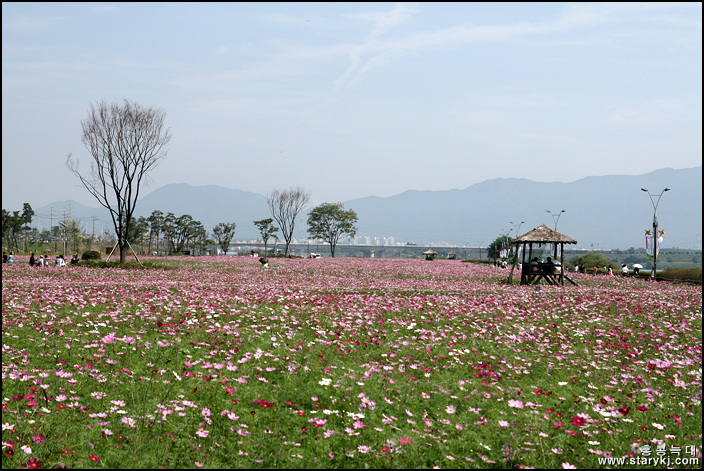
[2,256,702,469]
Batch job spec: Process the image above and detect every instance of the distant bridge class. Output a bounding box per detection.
[228,242,477,257]
[226,241,592,259]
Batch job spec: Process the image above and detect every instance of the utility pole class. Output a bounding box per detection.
[50,207,56,252]
[92,216,97,250]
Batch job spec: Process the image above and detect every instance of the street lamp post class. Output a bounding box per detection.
[641,187,670,279]
[510,221,525,238]
[546,210,566,231]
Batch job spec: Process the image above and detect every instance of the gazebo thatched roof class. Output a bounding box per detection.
[423,249,438,255]
[512,224,577,245]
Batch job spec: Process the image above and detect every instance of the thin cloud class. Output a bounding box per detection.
[610,99,691,126]
[3,14,68,32]
[331,2,700,91]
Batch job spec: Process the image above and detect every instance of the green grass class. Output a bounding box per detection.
[2,257,702,468]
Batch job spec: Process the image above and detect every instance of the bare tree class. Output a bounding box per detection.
[66,99,171,262]
[267,187,311,257]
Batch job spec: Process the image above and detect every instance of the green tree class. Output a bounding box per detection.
[127,216,150,248]
[147,210,165,254]
[212,222,237,255]
[2,203,33,253]
[189,221,208,255]
[306,202,358,257]
[59,219,87,254]
[253,218,279,256]
[22,204,34,234]
[162,213,203,254]
[487,235,513,261]
[570,251,618,271]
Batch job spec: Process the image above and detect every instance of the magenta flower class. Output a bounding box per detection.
[571,416,586,427]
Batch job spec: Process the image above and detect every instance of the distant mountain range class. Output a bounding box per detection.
[35,166,702,250]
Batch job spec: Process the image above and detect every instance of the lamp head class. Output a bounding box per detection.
[641,188,648,192]
[664,188,670,192]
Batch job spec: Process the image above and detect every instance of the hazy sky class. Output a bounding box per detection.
[2,2,702,211]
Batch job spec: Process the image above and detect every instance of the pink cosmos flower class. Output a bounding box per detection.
[399,436,411,445]
[196,428,209,438]
[571,416,586,427]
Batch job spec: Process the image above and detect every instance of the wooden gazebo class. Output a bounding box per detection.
[511,224,578,286]
[423,249,438,261]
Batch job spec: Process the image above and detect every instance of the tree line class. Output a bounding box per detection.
[2,199,358,259]
[5,99,361,260]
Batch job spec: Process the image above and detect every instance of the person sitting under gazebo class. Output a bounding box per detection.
[530,257,539,273]
[544,257,556,274]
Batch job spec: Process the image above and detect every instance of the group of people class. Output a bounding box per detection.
[528,256,559,274]
[620,263,640,276]
[584,263,640,276]
[25,252,81,267]
[2,251,82,267]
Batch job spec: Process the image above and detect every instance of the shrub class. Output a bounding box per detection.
[570,251,617,270]
[660,268,702,283]
[82,250,101,260]
[80,259,171,270]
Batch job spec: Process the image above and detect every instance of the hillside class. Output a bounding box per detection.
[34,166,702,250]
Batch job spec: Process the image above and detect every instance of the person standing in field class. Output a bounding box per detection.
[29,252,36,266]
